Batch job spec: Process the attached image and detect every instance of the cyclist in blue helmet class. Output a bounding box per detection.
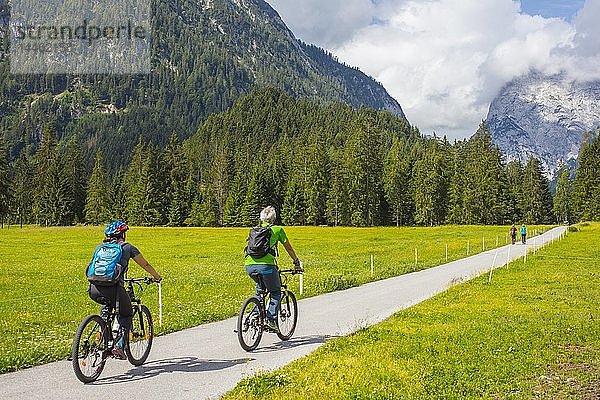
[88,221,162,359]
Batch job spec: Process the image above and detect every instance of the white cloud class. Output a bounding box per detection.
[266,0,377,48]
[266,0,600,140]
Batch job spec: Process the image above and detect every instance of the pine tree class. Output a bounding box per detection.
[412,139,449,226]
[210,142,232,225]
[62,139,86,224]
[142,144,167,226]
[573,133,600,221]
[0,137,11,227]
[186,186,218,226]
[241,165,262,227]
[304,131,329,226]
[383,138,412,226]
[460,124,508,225]
[522,157,553,224]
[345,111,383,226]
[165,133,189,226]
[223,169,246,227]
[446,141,466,224]
[84,152,112,225]
[111,169,126,221]
[553,166,572,224]
[281,172,305,225]
[122,138,146,225]
[10,150,33,228]
[326,149,349,226]
[261,143,287,218]
[506,160,524,223]
[33,124,67,226]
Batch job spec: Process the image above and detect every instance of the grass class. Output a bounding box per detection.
[0,224,547,374]
[223,223,599,400]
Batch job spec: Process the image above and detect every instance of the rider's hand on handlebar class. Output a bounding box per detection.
[293,259,303,272]
[153,275,163,283]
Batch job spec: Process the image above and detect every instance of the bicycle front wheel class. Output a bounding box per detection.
[126,304,153,366]
[277,290,298,341]
[237,297,263,351]
[72,315,108,383]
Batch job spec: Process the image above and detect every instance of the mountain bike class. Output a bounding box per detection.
[237,269,302,351]
[72,277,155,383]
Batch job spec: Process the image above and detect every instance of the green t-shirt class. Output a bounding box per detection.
[244,224,288,266]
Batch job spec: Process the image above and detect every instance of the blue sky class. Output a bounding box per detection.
[520,0,585,19]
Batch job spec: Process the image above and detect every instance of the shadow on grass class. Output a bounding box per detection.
[93,357,252,384]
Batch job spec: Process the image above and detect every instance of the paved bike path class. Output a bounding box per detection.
[0,226,567,400]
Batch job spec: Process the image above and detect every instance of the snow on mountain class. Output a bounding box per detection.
[487,71,600,180]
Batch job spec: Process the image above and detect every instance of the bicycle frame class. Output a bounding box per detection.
[253,269,296,311]
[237,268,301,351]
[73,277,155,383]
[96,278,149,349]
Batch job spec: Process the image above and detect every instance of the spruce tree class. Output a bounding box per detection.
[62,139,86,224]
[446,141,466,224]
[111,169,126,221]
[412,139,449,226]
[522,157,553,224]
[573,133,600,221]
[165,133,189,226]
[210,142,232,225]
[460,124,507,225]
[0,137,10,227]
[84,152,112,225]
[33,124,66,226]
[142,145,167,226]
[241,165,261,226]
[262,143,287,217]
[282,172,305,225]
[506,160,524,224]
[326,149,349,226]
[553,166,572,224]
[304,131,329,226]
[223,170,246,227]
[122,138,146,225]
[383,138,412,226]
[10,150,33,228]
[345,111,383,226]
[186,186,218,226]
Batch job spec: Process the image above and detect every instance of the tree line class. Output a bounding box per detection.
[0,89,597,228]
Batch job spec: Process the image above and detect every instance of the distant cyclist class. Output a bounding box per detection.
[520,224,527,244]
[87,221,162,359]
[244,206,302,333]
[509,224,517,245]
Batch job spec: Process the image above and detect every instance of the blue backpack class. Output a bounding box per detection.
[86,242,124,286]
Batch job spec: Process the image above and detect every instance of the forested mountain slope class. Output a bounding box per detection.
[0,0,404,171]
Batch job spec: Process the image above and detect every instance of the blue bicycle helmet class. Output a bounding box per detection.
[105,221,129,237]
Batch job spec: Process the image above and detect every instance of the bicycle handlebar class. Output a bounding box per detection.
[124,277,156,285]
[279,269,303,275]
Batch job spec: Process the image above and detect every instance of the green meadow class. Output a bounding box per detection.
[0,225,544,374]
[224,224,599,400]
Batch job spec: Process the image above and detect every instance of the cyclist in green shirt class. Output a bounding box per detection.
[245,206,302,333]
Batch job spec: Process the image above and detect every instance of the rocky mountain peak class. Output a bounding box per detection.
[487,71,600,180]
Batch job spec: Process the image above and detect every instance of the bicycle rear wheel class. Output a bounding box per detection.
[72,315,108,383]
[126,304,153,366]
[237,297,263,351]
[277,291,298,341]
